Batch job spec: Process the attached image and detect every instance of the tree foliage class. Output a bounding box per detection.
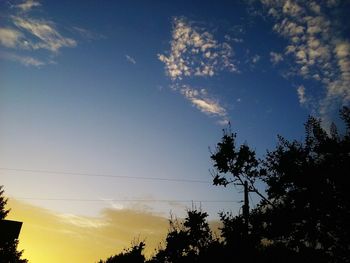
[148,209,217,263]
[0,186,28,263]
[98,242,146,263]
[255,108,350,262]
[0,186,10,220]
[210,107,350,262]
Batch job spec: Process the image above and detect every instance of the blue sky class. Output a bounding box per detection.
[1,0,350,222]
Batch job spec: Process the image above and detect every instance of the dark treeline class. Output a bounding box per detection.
[99,107,350,263]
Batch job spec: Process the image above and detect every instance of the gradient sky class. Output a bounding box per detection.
[1,0,350,262]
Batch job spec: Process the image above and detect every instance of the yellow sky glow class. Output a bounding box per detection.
[7,199,169,263]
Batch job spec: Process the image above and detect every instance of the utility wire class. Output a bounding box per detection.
[0,167,211,184]
[12,197,235,203]
[3,168,236,204]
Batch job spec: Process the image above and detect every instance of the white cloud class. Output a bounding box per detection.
[16,0,41,12]
[262,0,350,117]
[0,51,45,67]
[297,85,307,104]
[309,2,321,14]
[270,51,284,64]
[159,17,232,125]
[0,28,23,48]
[0,1,79,67]
[335,42,350,59]
[158,17,238,80]
[282,0,303,16]
[13,17,77,53]
[125,54,136,64]
[191,98,226,116]
[331,41,350,100]
[252,54,260,64]
[173,84,228,124]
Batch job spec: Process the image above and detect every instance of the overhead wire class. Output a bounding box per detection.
[1,167,237,205]
[12,197,236,203]
[0,167,211,183]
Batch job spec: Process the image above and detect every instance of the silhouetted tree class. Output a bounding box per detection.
[0,186,28,263]
[98,241,145,263]
[255,107,350,262]
[210,125,269,203]
[149,209,214,263]
[210,107,350,262]
[0,186,10,220]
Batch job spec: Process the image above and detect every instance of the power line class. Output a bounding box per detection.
[12,197,235,203]
[0,167,211,184]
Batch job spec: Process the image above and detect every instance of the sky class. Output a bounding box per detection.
[1,0,350,262]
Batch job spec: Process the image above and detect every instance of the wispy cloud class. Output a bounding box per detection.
[225,35,244,43]
[261,0,350,117]
[71,26,104,41]
[0,27,23,48]
[297,85,307,105]
[270,51,283,64]
[171,84,229,124]
[158,17,238,80]
[12,16,77,53]
[59,214,108,229]
[125,54,136,64]
[0,0,78,66]
[252,54,260,64]
[15,0,41,12]
[0,51,45,67]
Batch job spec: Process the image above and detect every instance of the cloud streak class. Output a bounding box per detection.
[0,51,45,67]
[15,0,41,12]
[0,0,77,66]
[72,26,104,41]
[125,54,136,64]
[176,84,228,121]
[12,16,77,53]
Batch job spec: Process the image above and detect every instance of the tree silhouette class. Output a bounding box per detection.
[0,187,10,220]
[149,209,215,263]
[210,107,350,262]
[210,125,270,204]
[98,241,145,263]
[0,186,28,263]
[254,107,350,262]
